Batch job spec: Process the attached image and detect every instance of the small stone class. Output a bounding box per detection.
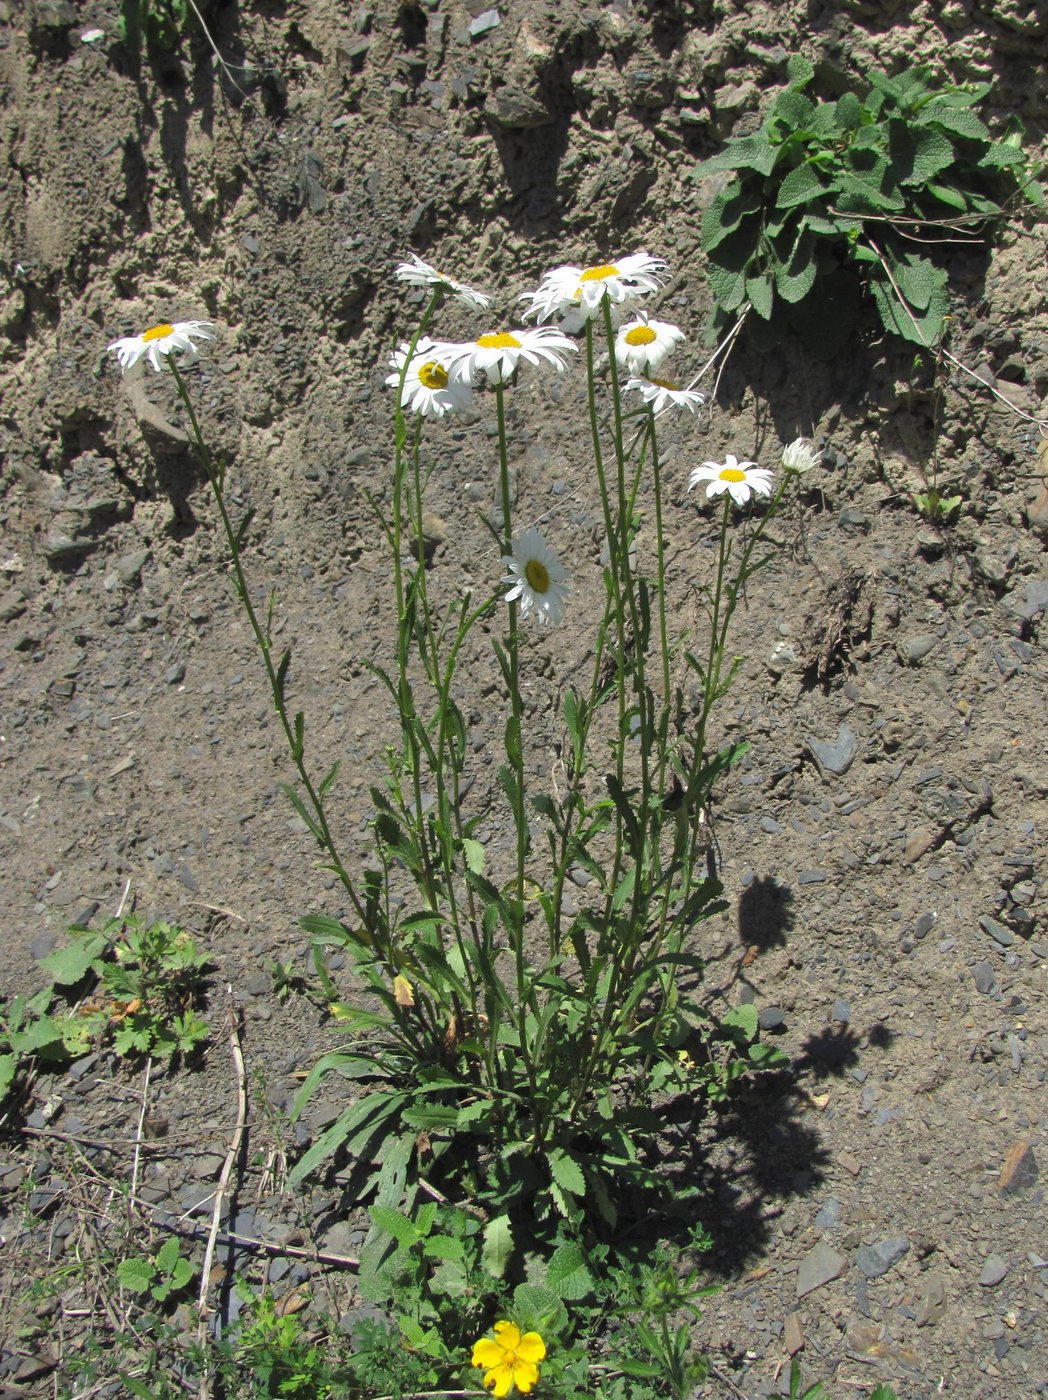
[915,912,935,938]
[915,1273,947,1326]
[978,1254,1008,1287]
[759,1006,785,1031]
[837,1150,862,1176]
[806,725,858,777]
[468,7,499,37]
[998,1141,1038,1194]
[783,1311,805,1355]
[115,549,149,585]
[796,1242,847,1298]
[485,85,552,129]
[856,1235,910,1279]
[1004,578,1048,621]
[831,999,850,1024]
[898,633,939,664]
[972,960,995,994]
[797,869,827,885]
[815,1197,842,1229]
[903,828,935,864]
[979,914,1014,948]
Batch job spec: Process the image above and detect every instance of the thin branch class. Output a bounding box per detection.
[196,991,248,1398]
[128,1058,152,1225]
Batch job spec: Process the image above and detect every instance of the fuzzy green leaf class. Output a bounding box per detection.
[695,131,778,178]
[869,261,949,346]
[772,225,817,304]
[38,935,107,987]
[887,119,955,186]
[546,1241,595,1300]
[978,140,1025,170]
[0,1055,16,1100]
[924,180,969,212]
[512,1283,568,1339]
[700,183,763,251]
[775,162,827,209]
[786,53,814,89]
[482,1214,514,1278]
[920,104,990,143]
[720,1004,758,1042]
[117,1257,155,1294]
[771,89,815,133]
[745,274,774,320]
[836,91,862,132]
[547,1147,586,1197]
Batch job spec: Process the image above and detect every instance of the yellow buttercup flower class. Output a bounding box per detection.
[471,1320,546,1397]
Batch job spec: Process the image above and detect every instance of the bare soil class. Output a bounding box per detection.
[1,0,1047,1395]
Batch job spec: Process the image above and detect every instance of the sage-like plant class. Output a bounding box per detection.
[107,255,793,1240]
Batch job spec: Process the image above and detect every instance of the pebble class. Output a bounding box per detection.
[915,1273,947,1326]
[898,632,939,664]
[796,1241,847,1297]
[856,1235,910,1278]
[998,1140,1038,1194]
[978,1254,1008,1287]
[815,1197,842,1229]
[831,999,850,1024]
[806,725,858,777]
[468,7,499,37]
[758,1006,785,1031]
[979,914,1014,947]
[971,960,996,994]
[164,662,186,685]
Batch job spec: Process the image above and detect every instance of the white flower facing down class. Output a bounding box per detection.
[436,327,577,387]
[501,527,569,626]
[626,374,705,415]
[688,455,774,507]
[385,338,475,418]
[614,313,685,376]
[521,253,667,323]
[394,252,491,309]
[107,320,216,373]
[781,437,822,474]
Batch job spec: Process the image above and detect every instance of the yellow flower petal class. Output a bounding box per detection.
[512,1359,541,1393]
[472,1339,505,1369]
[483,1362,515,1397]
[492,1320,522,1350]
[515,1333,547,1364]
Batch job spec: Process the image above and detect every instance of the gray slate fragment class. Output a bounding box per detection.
[856,1234,910,1278]
[468,8,500,37]
[972,960,995,994]
[796,1241,847,1297]
[486,85,552,128]
[915,1274,947,1326]
[979,914,1014,947]
[806,724,858,777]
[1004,578,1048,620]
[815,1197,842,1229]
[978,1254,1008,1287]
[898,632,938,664]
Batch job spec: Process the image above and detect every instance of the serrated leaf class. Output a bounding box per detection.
[786,53,814,89]
[887,119,955,187]
[835,91,862,132]
[512,1283,567,1339]
[699,131,778,178]
[894,251,939,311]
[720,1003,758,1042]
[482,1214,514,1278]
[462,839,485,875]
[370,1205,420,1247]
[546,1241,595,1300]
[154,1237,180,1275]
[700,183,763,251]
[547,1147,586,1197]
[38,934,107,987]
[869,263,949,346]
[422,1235,464,1261]
[117,1257,155,1294]
[920,103,990,144]
[745,271,774,320]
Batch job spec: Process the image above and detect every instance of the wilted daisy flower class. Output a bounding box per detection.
[521,252,666,323]
[626,374,705,415]
[615,313,685,376]
[501,526,569,626]
[688,455,773,507]
[394,252,491,309]
[107,320,216,373]
[781,437,822,474]
[437,327,576,387]
[385,338,475,418]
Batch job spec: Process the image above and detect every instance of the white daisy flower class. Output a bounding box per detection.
[385,338,475,418]
[626,374,705,415]
[688,455,774,507]
[394,253,491,309]
[521,252,667,323]
[436,327,577,387]
[781,437,822,474]
[107,320,217,373]
[501,526,569,627]
[614,313,685,376]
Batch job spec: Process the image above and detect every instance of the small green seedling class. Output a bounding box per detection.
[117,1237,196,1304]
[912,488,963,523]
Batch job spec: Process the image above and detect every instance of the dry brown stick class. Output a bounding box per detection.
[196,990,248,1399]
[128,1057,152,1225]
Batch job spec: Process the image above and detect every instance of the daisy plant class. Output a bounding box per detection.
[107,247,796,1304]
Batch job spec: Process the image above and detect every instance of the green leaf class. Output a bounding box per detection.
[924,180,969,212]
[547,1147,586,1197]
[772,224,817,304]
[696,131,778,178]
[700,183,763,252]
[868,260,949,346]
[154,1237,180,1276]
[0,1055,15,1101]
[117,1372,160,1399]
[482,1215,514,1278]
[835,90,862,132]
[920,103,990,143]
[770,89,814,133]
[423,1235,465,1261]
[462,838,485,875]
[775,162,827,209]
[512,1283,568,1339]
[117,1257,155,1294]
[720,1004,758,1042]
[786,53,814,89]
[38,934,107,987]
[546,1241,594,1300]
[370,1206,420,1247]
[886,119,954,186]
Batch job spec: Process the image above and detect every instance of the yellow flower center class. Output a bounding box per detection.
[418,360,448,389]
[720,467,747,482]
[524,559,550,593]
[625,325,657,346]
[650,377,679,390]
[477,332,521,349]
[579,264,620,282]
[143,323,175,341]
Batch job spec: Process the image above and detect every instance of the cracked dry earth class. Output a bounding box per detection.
[1,0,1048,1395]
